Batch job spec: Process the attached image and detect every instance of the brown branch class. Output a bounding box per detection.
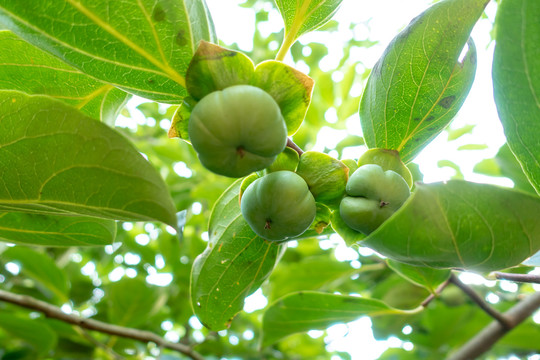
[421,276,452,308]
[493,272,540,284]
[448,291,540,360]
[286,137,304,156]
[449,274,512,329]
[0,289,204,360]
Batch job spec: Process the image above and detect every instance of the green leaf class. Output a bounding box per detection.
[0,91,177,226]
[331,209,365,246]
[493,0,540,195]
[0,30,129,125]
[168,96,196,140]
[362,181,540,271]
[0,212,115,247]
[275,0,344,42]
[191,180,284,330]
[474,144,537,195]
[267,256,358,302]
[359,0,488,163]
[457,144,488,151]
[261,291,409,346]
[107,277,166,327]
[0,312,57,356]
[2,247,70,302]
[386,259,450,294]
[0,0,216,103]
[295,151,349,207]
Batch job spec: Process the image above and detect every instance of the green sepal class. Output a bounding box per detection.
[252,61,314,135]
[186,41,255,101]
[239,173,260,203]
[358,148,413,188]
[168,96,196,140]
[296,151,349,207]
[310,203,332,234]
[341,159,359,175]
[267,147,300,173]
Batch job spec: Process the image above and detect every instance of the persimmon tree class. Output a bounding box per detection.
[0,0,539,359]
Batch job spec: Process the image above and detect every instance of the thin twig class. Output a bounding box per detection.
[449,274,512,329]
[493,272,540,284]
[448,291,540,360]
[421,276,452,308]
[74,327,125,360]
[286,137,304,156]
[0,289,204,360]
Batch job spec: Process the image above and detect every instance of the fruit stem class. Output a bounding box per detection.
[286,138,304,156]
[236,146,246,158]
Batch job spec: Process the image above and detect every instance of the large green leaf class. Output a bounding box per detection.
[0,0,216,103]
[107,277,166,327]
[2,246,70,303]
[493,0,540,195]
[261,291,410,346]
[0,212,115,247]
[0,91,177,226]
[275,0,343,42]
[0,30,129,125]
[362,181,540,272]
[191,180,284,330]
[0,312,57,356]
[359,0,488,163]
[267,256,358,302]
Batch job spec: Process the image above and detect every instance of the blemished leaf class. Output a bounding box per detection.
[360,0,488,163]
[0,91,177,226]
[296,151,349,207]
[191,180,284,330]
[0,312,57,356]
[261,291,410,346]
[2,247,70,303]
[0,0,216,103]
[362,181,540,272]
[493,0,540,195]
[0,212,115,246]
[275,0,344,42]
[107,277,166,327]
[0,30,129,125]
[387,259,450,294]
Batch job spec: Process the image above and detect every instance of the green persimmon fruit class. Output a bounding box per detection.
[358,148,413,188]
[241,171,316,241]
[339,164,410,235]
[188,85,288,178]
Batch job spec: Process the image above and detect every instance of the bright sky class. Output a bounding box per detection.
[203,1,510,359]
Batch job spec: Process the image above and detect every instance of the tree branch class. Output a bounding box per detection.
[421,276,452,308]
[286,137,304,156]
[450,274,512,329]
[493,272,540,284]
[448,291,540,360]
[0,289,204,360]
